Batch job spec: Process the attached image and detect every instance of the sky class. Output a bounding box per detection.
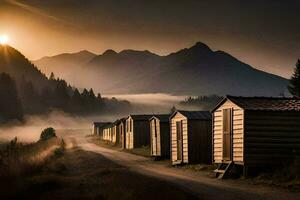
[0,0,299,78]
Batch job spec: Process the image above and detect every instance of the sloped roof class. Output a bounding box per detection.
[129,114,153,121]
[171,110,211,120]
[93,122,111,127]
[112,119,120,126]
[150,114,171,122]
[119,117,127,123]
[212,95,300,112]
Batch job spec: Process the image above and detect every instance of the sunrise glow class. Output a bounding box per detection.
[0,35,9,45]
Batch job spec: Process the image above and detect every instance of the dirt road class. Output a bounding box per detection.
[75,136,299,200]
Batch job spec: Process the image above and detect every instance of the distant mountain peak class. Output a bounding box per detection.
[119,49,158,57]
[77,50,94,55]
[190,41,212,52]
[102,49,118,56]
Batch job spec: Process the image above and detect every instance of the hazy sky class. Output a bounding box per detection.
[0,0,299,78]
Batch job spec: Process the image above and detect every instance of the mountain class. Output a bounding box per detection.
[0,45,131,118]
[33,50,96,81]
[0,45,50,90]
[34,42,289,96]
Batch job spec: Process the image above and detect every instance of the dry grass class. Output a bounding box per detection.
[87,135,122,150]
[89,135,151,157]
[1,148,197,200]
[123,146,151,157]
[0,137,66,199]
[247,159,300,190]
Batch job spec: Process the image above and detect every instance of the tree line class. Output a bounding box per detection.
[0,72,131,123]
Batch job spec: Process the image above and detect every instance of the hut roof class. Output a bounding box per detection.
[171,110,211,120]
[112,120,120,126]
[212,96,300,112]
[93,122,111,127]
[103,122,113,128]
[129,114,153,121]
[150,114,171,122]
[119,117,127,123]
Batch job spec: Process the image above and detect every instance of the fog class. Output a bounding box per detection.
[0,93,203,143]
[0,111,117,143]
[104,93,190,114]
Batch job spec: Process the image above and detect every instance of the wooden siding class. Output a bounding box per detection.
[213,100,244,164]
[119,122,126,149]
[171,112,188,164]
[133,120,151,148]
[244,110,300,165]
[160,122,171,158]
[188,120,212,164]
[150,119,161,156]
[125,117,134,149]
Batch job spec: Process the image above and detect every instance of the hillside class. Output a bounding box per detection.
[33,50,96,84]
[34,42,289,96]
[0,45,50,90]
[0,45,131,119]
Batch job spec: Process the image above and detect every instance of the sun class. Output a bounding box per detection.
[0,35,9,45]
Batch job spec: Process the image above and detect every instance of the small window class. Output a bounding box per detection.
[223,109,232,134]
[154,119,157,138]
[129,119,132,132]
[176,121,182,140]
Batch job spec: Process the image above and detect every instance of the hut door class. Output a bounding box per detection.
[154,120,158,155]
[176,121,183,161]
[223,109,232,161]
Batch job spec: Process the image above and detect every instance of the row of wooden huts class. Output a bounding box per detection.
[93,96,300,176]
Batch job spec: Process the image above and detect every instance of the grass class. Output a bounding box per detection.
[246,159,300,190]
[87,135,122,150]
[0,148,197,200]
[89,135,151,157]
[0,136,66,199]
[123,146,151,157]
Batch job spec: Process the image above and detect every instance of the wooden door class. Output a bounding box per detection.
[223,109,232,161]
[176,121,183,161]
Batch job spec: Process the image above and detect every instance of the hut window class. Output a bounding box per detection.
[154,119,157,138]
[129,119,132,132]
[223,109,232,134]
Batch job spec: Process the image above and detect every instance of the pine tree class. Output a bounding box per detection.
[49,72,55,80]
[0,73,23,122]
[288,59,300,97]
[54,83,70,109]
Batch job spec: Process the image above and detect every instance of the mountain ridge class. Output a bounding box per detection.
[33,42,289,96]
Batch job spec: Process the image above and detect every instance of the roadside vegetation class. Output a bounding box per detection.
[0,127,66,199]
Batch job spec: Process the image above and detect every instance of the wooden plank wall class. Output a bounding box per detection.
[213,100,244,164]
[188,120,212,164]
[133,121,151,148]
[171,113,188,164]
[119,122,126,149]
[125,117,134,149]
[150,119,161,156]
[160,122,170,157]
[244,110,300,165]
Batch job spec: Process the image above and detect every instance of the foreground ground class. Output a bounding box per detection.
[1,129,299,200]
[80,140,300,200]
[1,148,197,200]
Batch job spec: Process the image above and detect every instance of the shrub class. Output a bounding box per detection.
[40,127,56,141]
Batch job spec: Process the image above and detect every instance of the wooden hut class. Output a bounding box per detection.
[118,118,127,148]
[170,110,212,165]
[211,96,300,177]
[111,120,122,144]
[149,114,171,158]
[92,122,110,138]
[103,123,113,141]
[125,114,153,149]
